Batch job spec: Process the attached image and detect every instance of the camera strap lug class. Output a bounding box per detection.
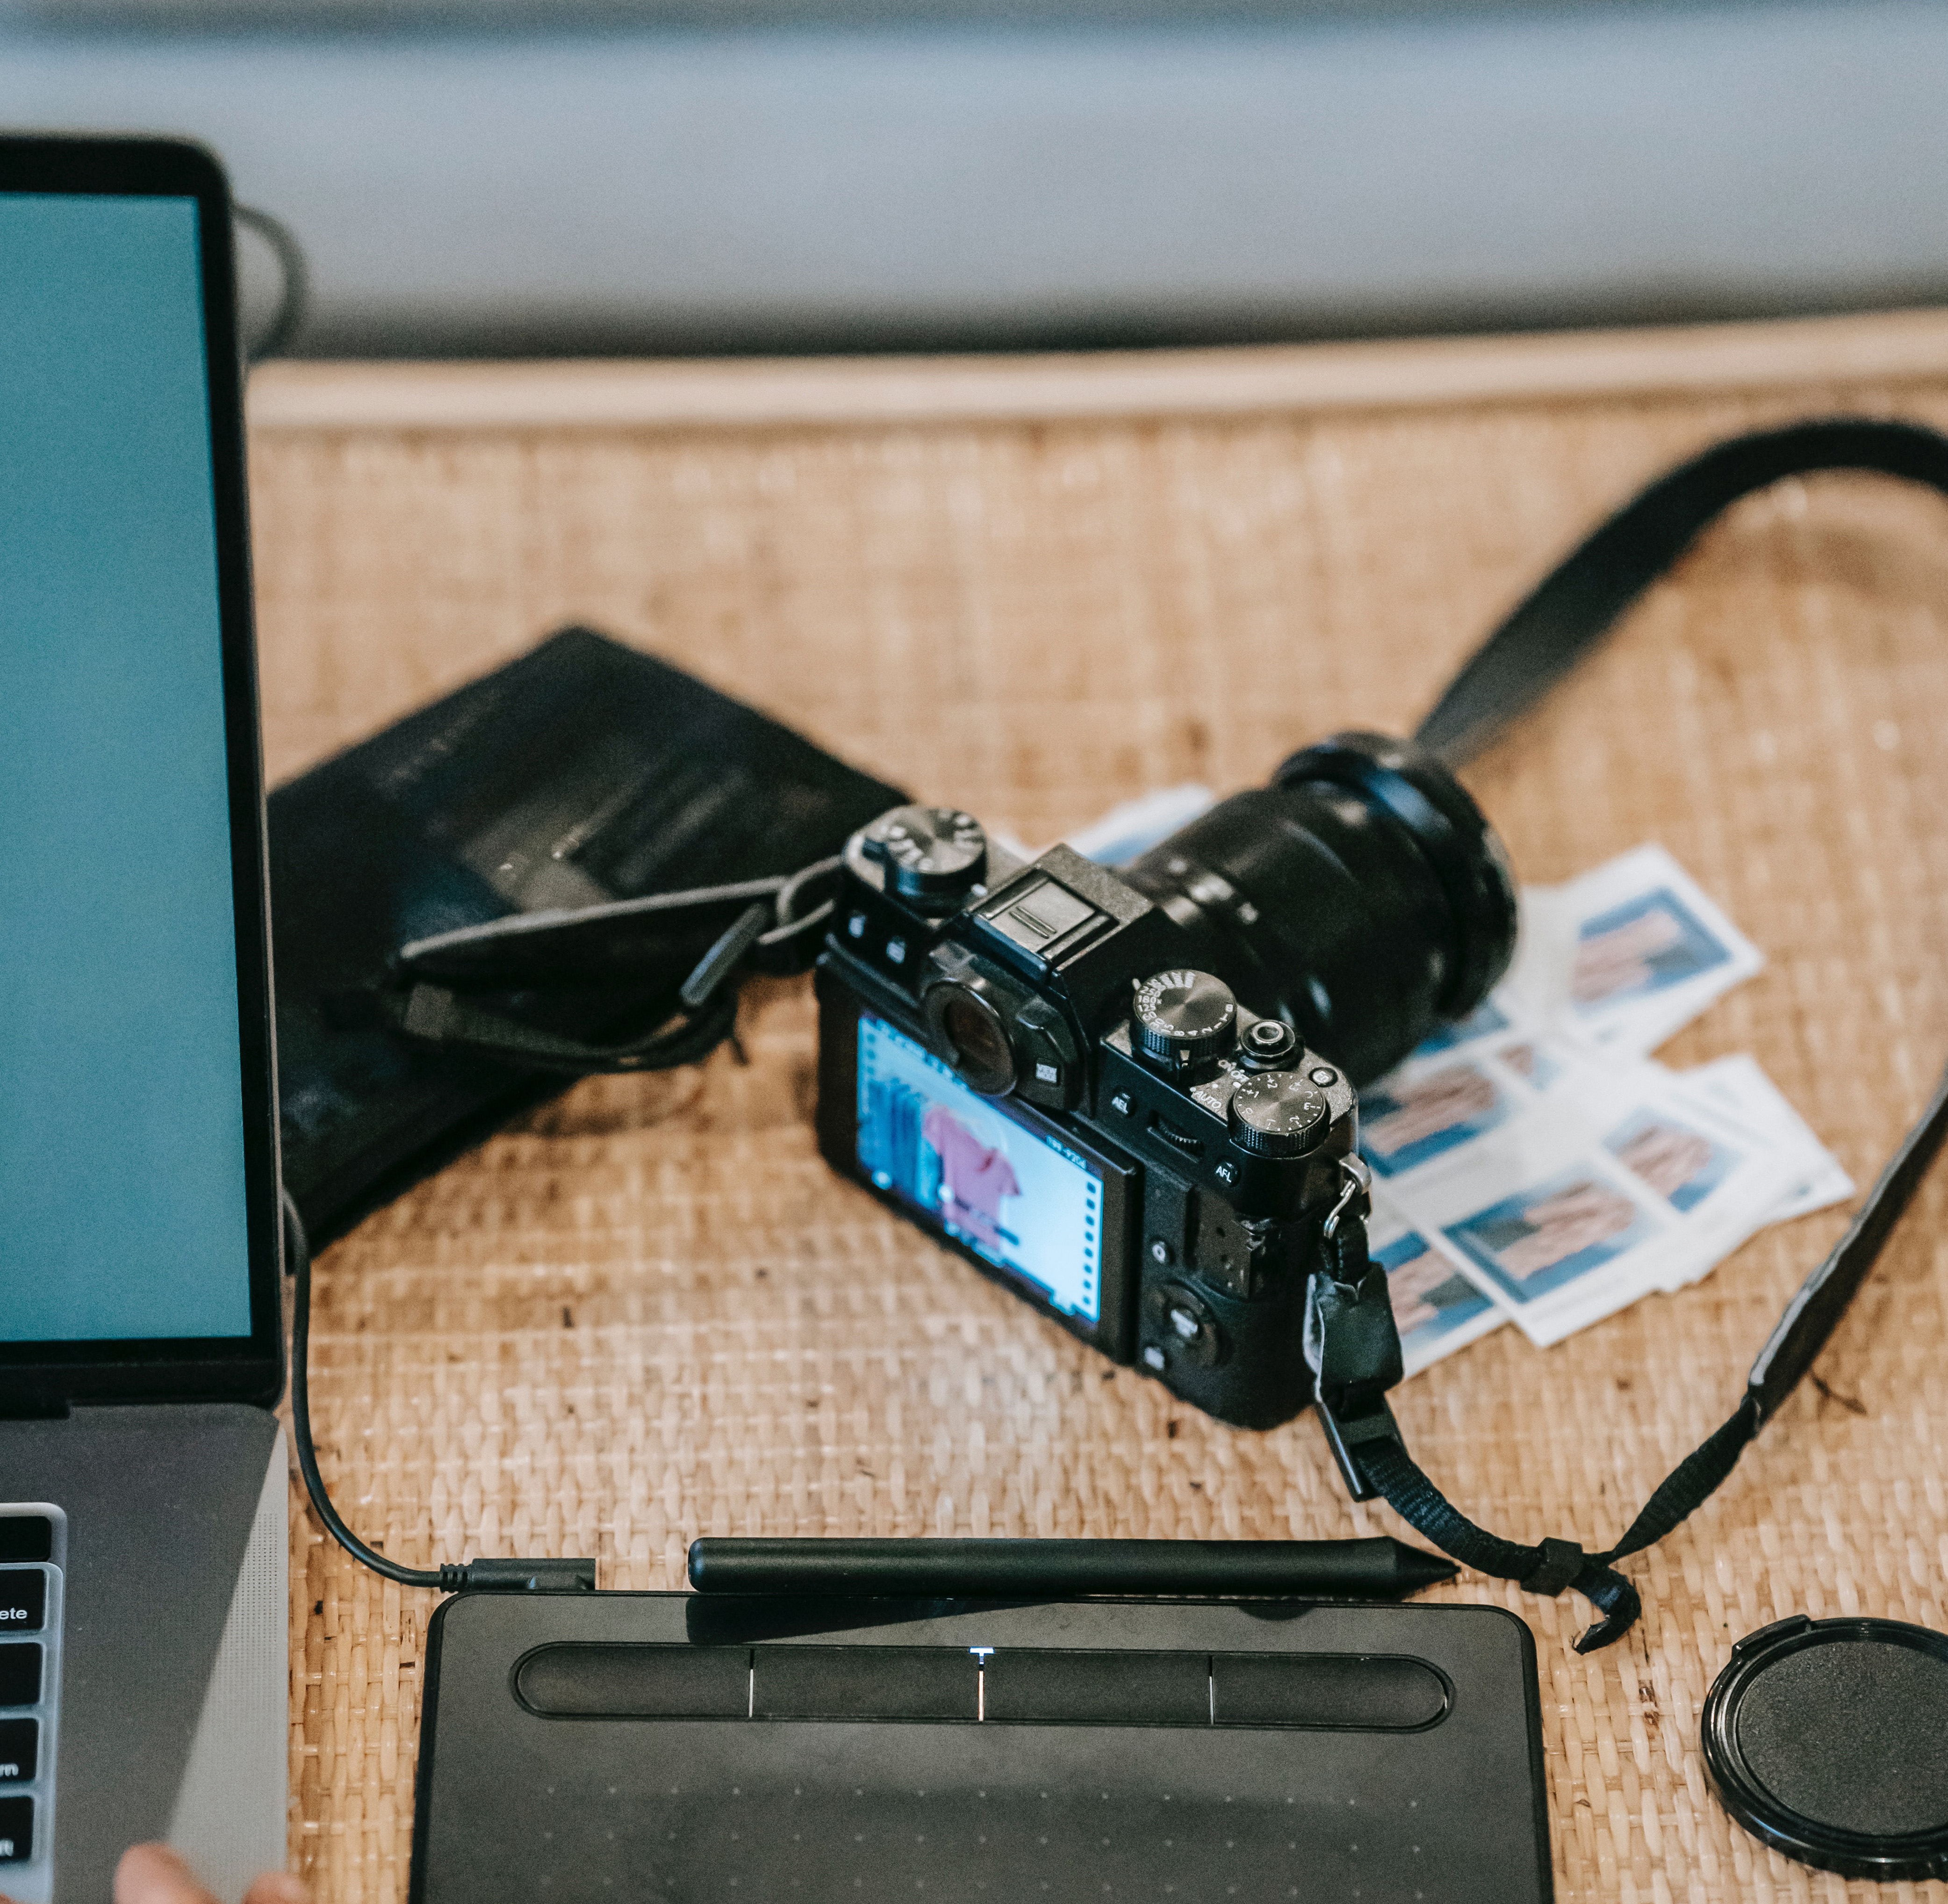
[1320,1154,1372,1242]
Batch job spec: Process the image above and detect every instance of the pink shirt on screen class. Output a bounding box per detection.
[922,1106,1021,1251]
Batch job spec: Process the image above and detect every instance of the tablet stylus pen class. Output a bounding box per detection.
[686,1536,1456,1599]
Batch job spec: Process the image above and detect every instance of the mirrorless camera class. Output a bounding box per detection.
[813,733,1519,1428]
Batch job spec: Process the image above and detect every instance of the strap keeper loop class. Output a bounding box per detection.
[1520,1537,1586,1597]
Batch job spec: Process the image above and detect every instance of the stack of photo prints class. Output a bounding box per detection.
[1056,796,1856,1378]
[1363,845,1852,1374]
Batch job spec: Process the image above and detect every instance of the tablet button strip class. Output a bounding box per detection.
[0,1507,65,1904]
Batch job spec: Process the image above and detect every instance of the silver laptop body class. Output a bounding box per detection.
[0,135,289,1904]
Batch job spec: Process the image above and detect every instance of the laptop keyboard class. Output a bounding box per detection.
[0,1507,64,1904]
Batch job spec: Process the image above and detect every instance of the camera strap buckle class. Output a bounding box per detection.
[1304,1164,1407,1503]
[1313,1386,1408,1505]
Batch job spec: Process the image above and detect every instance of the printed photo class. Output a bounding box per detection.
[1361,1064,1510,1177]
[1496,1040,1563,1090]
[1445,1168,1661,1305]
[1376,1226,1496,1353]
[1407,995,1510,1060]
[1570,886,1731,1010]
[1603,1108,1739,1214]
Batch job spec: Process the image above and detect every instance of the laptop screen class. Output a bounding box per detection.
[0,190,257,1348]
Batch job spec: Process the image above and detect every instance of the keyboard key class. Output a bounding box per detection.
[0,1524,50,1567]
[1209,1652,1449,1731]
[753,1645,977,1721]
[0,1647,41,1709]
[516,1644,749,1718]
[0,1796,30,1862]
[0,1573,44,1636]
[0,1721,34,1784]
[982,1649,1209,1726]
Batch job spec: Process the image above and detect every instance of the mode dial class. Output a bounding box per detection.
[862,806,988,909]
[1226,1070,1330,1158]
[1133,969,1237,1074]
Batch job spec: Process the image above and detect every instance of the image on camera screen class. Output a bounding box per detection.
[855,1013,1103,1323]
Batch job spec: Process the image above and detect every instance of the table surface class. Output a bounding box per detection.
[248,309,1948,1904]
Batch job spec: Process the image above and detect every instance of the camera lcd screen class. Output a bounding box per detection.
[855,1013,1104,1323]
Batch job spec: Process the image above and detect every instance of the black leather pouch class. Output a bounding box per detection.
[269,627,905,1243]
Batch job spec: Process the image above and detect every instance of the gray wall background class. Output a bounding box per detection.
[4,0,1945,356]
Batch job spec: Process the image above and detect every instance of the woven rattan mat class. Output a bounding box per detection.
[250,315,1948,1904]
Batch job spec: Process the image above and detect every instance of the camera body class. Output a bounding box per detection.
[815,822,1363,1428]
[813,733,1517,1429]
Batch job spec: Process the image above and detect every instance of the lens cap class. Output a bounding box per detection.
[1702,1614,1948,1881]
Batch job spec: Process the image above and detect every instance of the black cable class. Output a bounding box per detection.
[283,1190,460,1591]
[234,204,309,365]
[285,1190,596,1595]
[384,857,844,1077]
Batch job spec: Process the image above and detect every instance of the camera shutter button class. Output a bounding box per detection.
[1133,969,1237,1072]
[1227,1071,1330,1157]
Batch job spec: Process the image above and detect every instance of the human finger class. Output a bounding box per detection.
[116,1844,219,1904]
[243,1871,310,1904]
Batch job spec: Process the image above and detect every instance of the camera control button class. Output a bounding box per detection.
[1133,969,1237,1073]
[861,805,988,908]
[1142,1281,1225,1368]
[1227,1072,1330,1157]
[1237,1018,1299,1068]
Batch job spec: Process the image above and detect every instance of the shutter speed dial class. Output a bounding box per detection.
[862,805,988,909]
[1133,969,1237,1074]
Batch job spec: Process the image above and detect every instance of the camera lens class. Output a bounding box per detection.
[1122,731,1516,1085]
[931,986,1017,1095]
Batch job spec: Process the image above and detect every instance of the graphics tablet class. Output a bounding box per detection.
[412,1592,1551,1903]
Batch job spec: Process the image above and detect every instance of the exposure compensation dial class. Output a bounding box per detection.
[1226,1069,1331,1158]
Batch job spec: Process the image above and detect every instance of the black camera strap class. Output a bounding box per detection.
[1308,417,1948,1650]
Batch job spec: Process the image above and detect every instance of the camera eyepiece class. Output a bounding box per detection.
[921,976,1020,1095]
[1123,731,1517,1085]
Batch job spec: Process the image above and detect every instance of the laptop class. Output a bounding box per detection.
[0,137,288,1903]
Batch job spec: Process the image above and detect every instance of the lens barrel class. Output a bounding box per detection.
[1121,732,1516,1085]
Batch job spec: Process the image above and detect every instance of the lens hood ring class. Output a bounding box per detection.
[1272,730,1517,1017]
